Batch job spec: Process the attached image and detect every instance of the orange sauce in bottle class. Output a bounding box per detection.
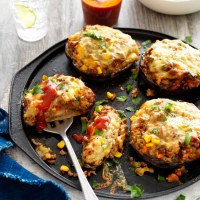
[81,0,122,26]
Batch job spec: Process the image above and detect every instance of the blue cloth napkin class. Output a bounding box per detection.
[0,108,71,200]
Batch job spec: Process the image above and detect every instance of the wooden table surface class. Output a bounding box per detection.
[1,0,200,199]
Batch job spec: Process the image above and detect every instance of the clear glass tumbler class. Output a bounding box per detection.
[10,0,48,42]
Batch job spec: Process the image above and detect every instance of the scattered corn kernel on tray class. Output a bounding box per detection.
[9,28,200,199]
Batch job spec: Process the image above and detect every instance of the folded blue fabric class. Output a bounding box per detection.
[0,108,71,200]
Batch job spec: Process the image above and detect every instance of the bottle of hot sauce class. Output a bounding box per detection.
[81,0,122,27]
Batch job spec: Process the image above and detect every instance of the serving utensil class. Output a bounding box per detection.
[44,118,99,200]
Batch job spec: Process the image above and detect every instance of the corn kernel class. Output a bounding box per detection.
[151,138,160,144]
[143,135,152,143]
[146,143,154,147]
[106,92,116,100]
[57,140,65,149]
[100,137,106,144]
[114,151,122,158]
[42,75,48,81]
[60,165,69,172]
[130,115,137,121]
[81,65,88,71]
[103,52,110,60]
[97,67,102,74]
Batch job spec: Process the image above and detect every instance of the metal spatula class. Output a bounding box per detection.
[44,118,99,200]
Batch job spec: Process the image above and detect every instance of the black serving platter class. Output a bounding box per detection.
[9,28,200,199]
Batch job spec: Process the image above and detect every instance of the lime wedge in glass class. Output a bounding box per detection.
[15,4,37,28]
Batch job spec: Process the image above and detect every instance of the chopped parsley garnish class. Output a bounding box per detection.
[126,83,132,92]
[184,132,191,146]
[161,115,167,121]
[23,89,29,95]
[83,31,101,40]
[116,110,127,119]
[176,194,186,200]
[116,96,127,102]
[157,174,165,182]
[185,36,192,43]
[131,71,138,80]
[152,128,159,135]
[141,40,152,50]
[150,103,161,111]
[105,158,120,166]
[95,105,103,113]
[94,129,104,136]
[92,180,99,189]
[95,99,108,106]
[164,102,173,113]
[81,119,87,133]
[125,106,136,112]
[76,96,81,101]
[126,184,144,198]
[132,97,142,105]
[32,84,42,95]
[83,31,106,49]
[58,84,64,90]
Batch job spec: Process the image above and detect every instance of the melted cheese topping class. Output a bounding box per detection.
[131,98,200,150]
[67,25,139,76]
[146,39,200,85]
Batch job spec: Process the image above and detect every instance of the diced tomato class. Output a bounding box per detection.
[86,124,94,136]
[36,111,47,131]
[72,133,84,144]
[93,116,110,131]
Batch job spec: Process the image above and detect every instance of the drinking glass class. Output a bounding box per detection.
[10,0,48,42]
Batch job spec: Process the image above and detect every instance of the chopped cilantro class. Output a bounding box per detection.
[150,103,161,111]
[126,184,144,198]
[161,115,167,121]
[185,36,192,43]
[141,40,152,50]
[157,174,165,182]
[125,106,136,112]
[81,120,87,133]
[92,180,99,189]
[116,96,127,102]
[58,84,64,90]
[95,105,103,113]
[126,83,132,93]
[76,96,80,101]
[32,84,42,95]
[105,160,114,167]
[152,128,159,135]
[83,31,101,40]
[164,102,173,113]
[23,89,29,95]
[94,129,104,136]
[132,97,142,105]
[185,132,191,146]
[83,31,106,49]
[131,71,139,80]
[116,110,127,119]
[95,99,108,106]
[100,39,106,49]
[105,158,120,166]
[176,194,186,200]
[112,157,120,164]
